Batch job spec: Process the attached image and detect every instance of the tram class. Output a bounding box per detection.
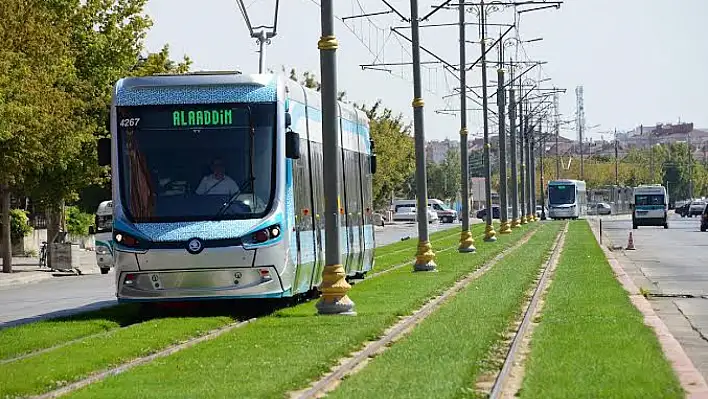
[97,72,376,302]
[547,179,587,220]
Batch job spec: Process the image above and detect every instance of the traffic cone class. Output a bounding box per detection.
[626,232,636,250]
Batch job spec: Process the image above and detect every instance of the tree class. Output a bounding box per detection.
[360,101,415,209]
[427,149,461,202]
[0,0,79,272]
[1,0,192,272]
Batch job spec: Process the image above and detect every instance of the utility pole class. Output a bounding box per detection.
[529,121,537,221]
[688,130,694,200]
[614,128,619,187]
[540,122,547,220]
[554,90,560,179]
[458,0,475,253]
[497,58,511,234]
[525,115,533,221]
[479,0,497,242]
[410,0,437,270]
[315,0,354,315]
[508,75,520,228]
[576,85,585,180]
[519,94,527,224]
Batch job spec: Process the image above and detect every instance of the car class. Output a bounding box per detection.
[596,202,612,215]
[701,204,708,232]
[392,206,438,224]
[676,203,690,217]
[689,200,706,217]
[535,205,548,218]
[429,199,458,223]
[476,205,501,220]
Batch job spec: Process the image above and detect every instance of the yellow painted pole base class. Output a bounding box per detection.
[316,264,356,315]
[511,219,521,228]
[530,214,537,222]
[484,223,497,242]
[458,230,476,253]
[499,221,513,234]
[520,216,528,225]
[414,240,437,271]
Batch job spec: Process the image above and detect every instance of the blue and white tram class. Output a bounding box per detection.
[547,179,587,220]
[98,72,376,302]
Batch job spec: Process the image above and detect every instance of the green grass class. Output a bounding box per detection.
[372,223,490,274]
[0,223,473,363]
[0,315,234,398]
[64,224,537,399]
[519,221,683,399]
[0,304,142,361]
[327,222,562,399]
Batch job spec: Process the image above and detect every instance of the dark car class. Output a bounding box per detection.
[476,205,500,220]
[676,203,690,217]
[701,204,708,232]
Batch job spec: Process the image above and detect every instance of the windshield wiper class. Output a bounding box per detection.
[215,106,256,217]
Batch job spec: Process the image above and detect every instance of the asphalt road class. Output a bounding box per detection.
[601,213,708,381]
[0,221,460,327]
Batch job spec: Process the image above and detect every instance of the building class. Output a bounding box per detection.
[426,139,459,164]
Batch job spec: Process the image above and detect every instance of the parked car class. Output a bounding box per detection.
[392,206,438,224]
[429,199,458,223]
[689,200,706,217]
[476,205,501,220]
[676,202,690,217]
[535,205,548,218]
[701,204,708,232]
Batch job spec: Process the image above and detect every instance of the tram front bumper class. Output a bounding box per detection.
[116,266,286,301]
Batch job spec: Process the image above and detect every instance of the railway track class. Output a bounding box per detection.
[487,221,568,399]
[290,226,542,399]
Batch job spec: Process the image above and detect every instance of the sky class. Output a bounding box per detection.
[143,0,708,143]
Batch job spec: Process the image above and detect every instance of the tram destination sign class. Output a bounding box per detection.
[117,104,248,130]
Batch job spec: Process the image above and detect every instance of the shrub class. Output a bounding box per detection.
[10,209,33,241]
[65,206,94,237]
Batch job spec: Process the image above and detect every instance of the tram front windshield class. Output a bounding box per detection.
[548,185,576,205]
[117,103,276,222]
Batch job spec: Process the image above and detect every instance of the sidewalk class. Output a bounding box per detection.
[0,250,101,288]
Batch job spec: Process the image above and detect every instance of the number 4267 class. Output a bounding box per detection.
[119,118,140,127]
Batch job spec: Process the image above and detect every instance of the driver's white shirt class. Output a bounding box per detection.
[196,174,240,195]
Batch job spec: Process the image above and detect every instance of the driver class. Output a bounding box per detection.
[195,159,240,196]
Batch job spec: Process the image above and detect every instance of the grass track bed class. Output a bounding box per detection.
[0,304,142,361]
[327,222,562,399]
[0,316,234,398]
[371,223,489,274]
[64,224,536,399]
[519,221,683,399]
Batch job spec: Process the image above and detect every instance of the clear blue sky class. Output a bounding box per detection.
[143,0,708,142]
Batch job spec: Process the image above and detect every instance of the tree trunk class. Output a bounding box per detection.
[46,200,64,270]
[1,185,12,273]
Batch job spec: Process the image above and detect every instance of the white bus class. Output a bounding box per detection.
[631,184,668,229]
[547,179,587,220]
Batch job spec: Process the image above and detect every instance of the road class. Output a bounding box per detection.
[0,221,460,327]
[601,212,708,381]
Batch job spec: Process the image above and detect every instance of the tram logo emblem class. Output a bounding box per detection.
[186,238,204,254]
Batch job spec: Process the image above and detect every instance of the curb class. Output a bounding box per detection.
[0,271,55,288]
[588,219,708,399]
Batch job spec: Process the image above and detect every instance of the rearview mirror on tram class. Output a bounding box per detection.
[97,137,111,166]
[286,131,300,159]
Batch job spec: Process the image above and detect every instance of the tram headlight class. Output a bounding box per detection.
[245,224,282,246]
[113,230,143,248]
